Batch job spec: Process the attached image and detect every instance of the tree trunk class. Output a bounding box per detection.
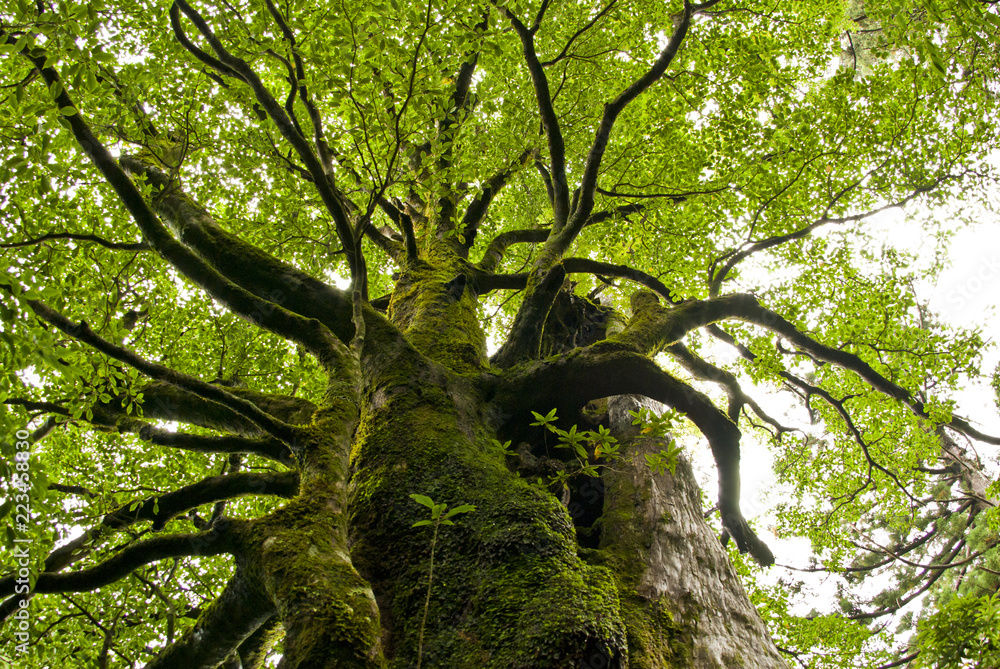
[331,267,788,667]
[601,396,788,669]
[339,386,788,667]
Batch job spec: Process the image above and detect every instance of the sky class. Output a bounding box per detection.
[715,202,1000,650]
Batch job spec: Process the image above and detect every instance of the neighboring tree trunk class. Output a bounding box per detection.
[601,396,788,669]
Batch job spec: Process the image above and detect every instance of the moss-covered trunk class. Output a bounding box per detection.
[324,259,788,667]
[341,376,788,668]
[347,337,627,667]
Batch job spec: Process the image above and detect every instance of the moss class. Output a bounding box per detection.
[386,257,487,374]
[348,358,628,667]
[625,601,695,668]
[251,490,383,668]
[239,396,384,668]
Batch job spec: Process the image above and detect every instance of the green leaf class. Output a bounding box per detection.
[409,493,435,509]
[444,504,475,519]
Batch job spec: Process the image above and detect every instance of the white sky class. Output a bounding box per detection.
[724,204,1000,650]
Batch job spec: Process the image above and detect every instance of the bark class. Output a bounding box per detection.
[347,345,629,667]
[601,396,788,669]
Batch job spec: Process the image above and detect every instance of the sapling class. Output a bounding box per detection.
[409,494,475,669]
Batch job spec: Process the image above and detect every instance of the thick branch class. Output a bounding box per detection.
[472,257,680,304]
[143,572,275,669]
[237,616,281,669]
[119,420,293,463]
[26,299,301,444]
[2,527,238,597]
[584,202,645,226]
[502,9,570,227]
[106,471,298,532]
[114,156,394,349]
[563,257,680,303]
[435,11,488,199]
[476,228,549,273]
[32,471,296,595]
[459,148,532,253]
[170,0,363,287]
[101,381,317,437]
[118,154,363,332]
[15,45,345,362]
[558,4,693,243]
[470,271,531,295]
[490,264,567,368]
[534,158,555,205]
[495,345,774,564]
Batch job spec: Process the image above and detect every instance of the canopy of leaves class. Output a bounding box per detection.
[1,0,999,666]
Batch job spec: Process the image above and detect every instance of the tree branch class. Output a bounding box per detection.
[0,231,147,251]
[459,148,533,253]
[490,263,567,368]
[116,419,293,464]
[109,471,298,532]
[495,345,774,565]
[113,155,402,353]
[170,0,364,289]
[733,305,1000,446]
[263,0,336,174]
[143,571,276,669]
[472,257,680,304]
[30,471,297,596]
[10,43,347,364]
[236,616,281,669]
[667,341,792,433]
[501,8,570,227]
[476,228,549,274]
[563,257,680,303]
[607,291,999,448]
[100,381,317,438]
[708,176,952,296]
[539,0,620,67]
[2,527,238,599]
[557,4,694,242]
[24,298,301,444]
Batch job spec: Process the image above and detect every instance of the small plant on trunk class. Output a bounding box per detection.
[409,494,476,669]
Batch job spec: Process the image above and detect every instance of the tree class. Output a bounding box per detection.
[1,0,999,666]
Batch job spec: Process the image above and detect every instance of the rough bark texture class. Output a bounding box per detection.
[602,396,788,668]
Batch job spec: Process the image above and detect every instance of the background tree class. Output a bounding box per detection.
[1,0,998,667]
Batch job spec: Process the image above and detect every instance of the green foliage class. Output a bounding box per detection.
[913,594,1000,668]
[0,0,999,664]
[409,493,476,528]
[529,407,684,492]
[627,408,682,475]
